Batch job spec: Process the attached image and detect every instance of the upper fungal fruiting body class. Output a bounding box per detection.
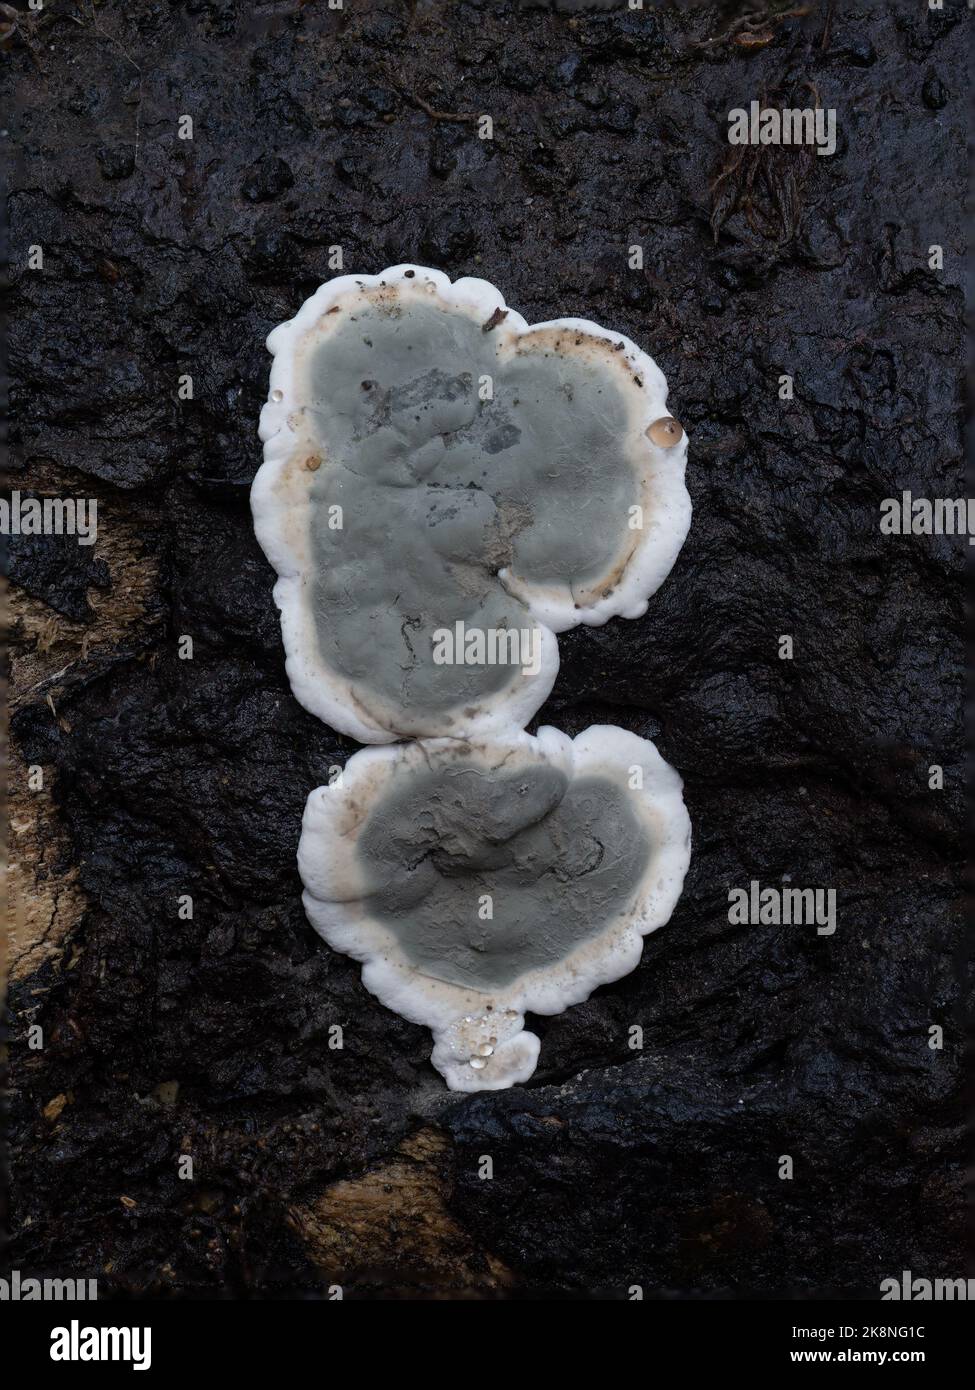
[253,266,691,744]
[298,726,691,1091]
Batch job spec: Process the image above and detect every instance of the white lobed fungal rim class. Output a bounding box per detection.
[298,725,692,1092]
[251,265,692,744]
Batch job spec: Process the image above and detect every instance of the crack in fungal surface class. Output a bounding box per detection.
[298,726,691,1091]
[252,266,691,744]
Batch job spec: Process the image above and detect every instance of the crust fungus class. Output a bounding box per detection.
[298,726,691,1091]
[252,265,691,744]
[255,266,694,1089]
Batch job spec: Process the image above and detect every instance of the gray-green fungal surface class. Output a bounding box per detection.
[298,726,691,1091]
[253,266,691,743]
[356,765,650,992]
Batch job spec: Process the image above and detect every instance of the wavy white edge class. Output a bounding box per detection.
[251,264,691,743]
[298,724,692,1092]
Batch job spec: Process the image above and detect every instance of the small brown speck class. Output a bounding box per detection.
[733,30,774,48]
[482,307,509,333]
[43,1093,69,1122]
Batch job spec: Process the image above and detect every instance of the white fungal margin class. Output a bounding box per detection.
[298,725,692,1092]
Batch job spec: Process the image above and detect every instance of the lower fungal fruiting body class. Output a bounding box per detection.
[298,727,691,1091]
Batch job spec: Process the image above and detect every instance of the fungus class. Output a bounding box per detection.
[253,266,691,743]
[298,725,691,1091]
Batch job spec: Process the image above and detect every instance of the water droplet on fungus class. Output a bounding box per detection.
[647,416,684,447]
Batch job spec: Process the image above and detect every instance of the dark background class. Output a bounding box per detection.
[2,0,969,1298]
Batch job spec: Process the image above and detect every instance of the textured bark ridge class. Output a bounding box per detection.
[2,0,967,1298]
